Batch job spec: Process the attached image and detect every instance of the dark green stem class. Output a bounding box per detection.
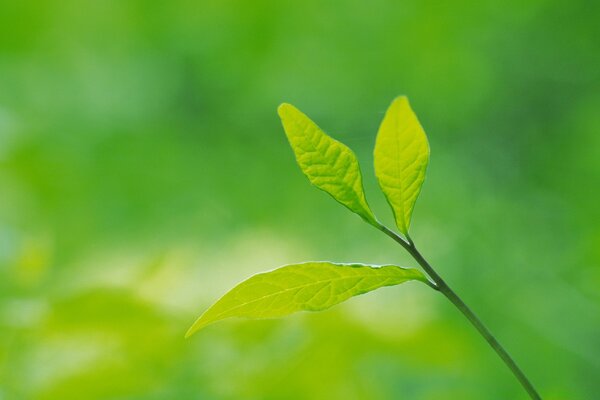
[379,225,542,400]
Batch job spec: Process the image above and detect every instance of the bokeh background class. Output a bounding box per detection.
[1,1,599,399]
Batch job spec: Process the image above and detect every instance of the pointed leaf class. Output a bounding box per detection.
[186,262,426,336]
[278,103,379,227]
[374,96,430,235]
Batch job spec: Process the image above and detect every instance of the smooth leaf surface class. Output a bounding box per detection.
[278,103,379,227]
[374,96,430,235]
[186,262,426,336]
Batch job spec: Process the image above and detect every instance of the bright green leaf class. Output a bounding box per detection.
[278,103,379,227]
[186,262,426,336]
[374,96,430,236]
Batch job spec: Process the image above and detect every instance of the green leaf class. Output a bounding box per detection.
[278,103,379,227]
[374,96,430,236]
[186,262,426,336]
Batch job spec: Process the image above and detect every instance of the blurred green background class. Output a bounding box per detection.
[1,0,599,399]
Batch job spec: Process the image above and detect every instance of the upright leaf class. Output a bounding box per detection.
[278,103,379,227]
[374,96,430,236]
[186,262,426,337]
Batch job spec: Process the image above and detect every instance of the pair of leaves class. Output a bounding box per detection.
[279,96,429,235]
[187,97,430,336]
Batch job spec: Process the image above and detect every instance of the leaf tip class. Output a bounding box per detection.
[184,324,199,339]
[277,102,295,118]
[185,316,210,338]
[390,95,410,109]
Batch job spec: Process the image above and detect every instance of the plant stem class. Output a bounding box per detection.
[379,225,542,400]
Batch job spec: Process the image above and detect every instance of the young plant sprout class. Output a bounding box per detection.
[187,97,542,399]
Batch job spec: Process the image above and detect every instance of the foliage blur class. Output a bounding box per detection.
[1,1,599,399]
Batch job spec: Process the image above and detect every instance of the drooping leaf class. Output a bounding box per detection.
[374,96,430,236]
[278,103,379,227]
[186,262,426,336]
